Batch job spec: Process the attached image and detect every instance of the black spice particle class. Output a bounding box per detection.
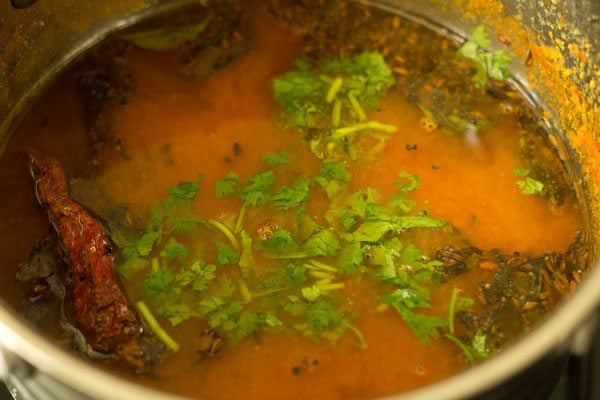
[233,142,242,158]
[405,143,418,151]
[292,357,319,375]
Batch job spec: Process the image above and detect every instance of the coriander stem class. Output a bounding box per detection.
[347,92,367,121]
[333,122,370,138]
[444,333,474,364]
[266,252,309,259]
[366,132,389,141]
[235,204,247,234]
[252,287,287,297]
[208,219,240,250]
[135,301,180,352]
[332,98,342,127]
[307,259,338,272]
[315,278,333,286]
[326,77,344,103]
[366,141,386,159]
[318,282,345,291]
[448,287,459,335]
[348,143,357,160]
[308,270,334,279]
[332,120,396,139]
[367,121,397,133]
[342,320,367,350]
[237,279,253,303]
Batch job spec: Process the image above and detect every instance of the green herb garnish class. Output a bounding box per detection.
[514,168,544,195]
[273,52,396,159]
[458,25,512,87]
[114,150,460,351]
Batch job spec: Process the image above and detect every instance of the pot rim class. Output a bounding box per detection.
[0,1,599,399]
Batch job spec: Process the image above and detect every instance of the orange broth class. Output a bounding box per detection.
[0,3,582,400]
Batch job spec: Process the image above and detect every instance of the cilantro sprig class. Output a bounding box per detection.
[514,168,544,195]
[458,25,512,87]
[273,52,397,160]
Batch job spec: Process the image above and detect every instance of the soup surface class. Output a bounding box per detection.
[0,1,587,399]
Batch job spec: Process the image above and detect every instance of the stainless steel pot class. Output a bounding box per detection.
[0,1,599,399]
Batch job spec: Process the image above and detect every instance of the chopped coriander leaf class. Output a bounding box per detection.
[232,313,261,341]
[200,297,244,331]
[470,330,490,360]
[216,243,239,266]
[265,312,283,327]
[458,25,512,87]
[314,177,344,199]
[142,264,175,297]
[215,172,241,198]
[273,58,327,126]
[263,150,290,166]
[338,210,359,231]
[282,294,307,317]
[270,263,308,290]
[304,229,340,257]
[305,300,344,331]
[272,178,311,210]
[117,256,150,279]
[395,171,419,193]
[349,188,379,219]
[514,168,544,195]
[168,174,204,200]
[272,52,396,159]
[513,168,529,177]
[240,170,274,205]
[337,242,363,274]
[159,303,193,327]
[296,205,319,240]
[170,215,203,233]
[314,161,350,198]
[383,288,432,310]
[348,220,394,242]
[263,229,301,254]
[174,260,216,292]
[161,239,189,262]
[191,264,217,292]
[229,311,284,341]
[323,52,395,109]
[136,231,160,257]
[318,161,350,182]
[396,307,448,342]
[215,276,237,298]
[302,285,323,302]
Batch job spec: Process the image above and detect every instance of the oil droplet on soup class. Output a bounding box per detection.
[0,1,587,399]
